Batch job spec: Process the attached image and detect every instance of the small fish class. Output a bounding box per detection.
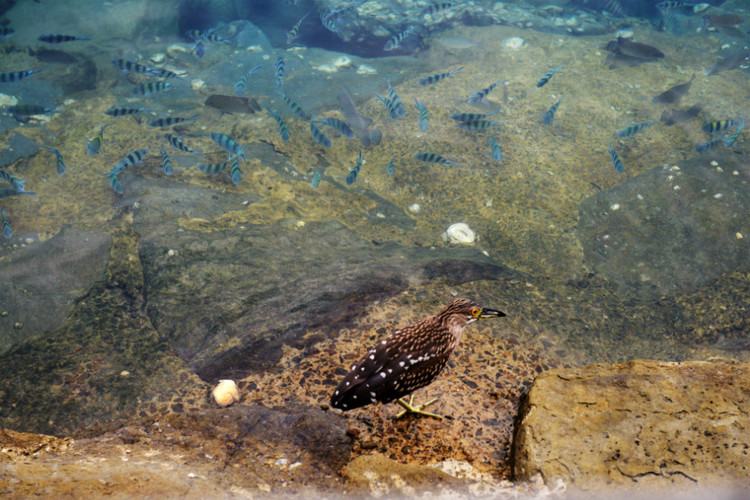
[449,110,500,122]
[723,119,744,147]
[0,169,25,192]
[197,161,230,174]
[275,56,285,91]
[694,135,726,153]
[0,189,35,199]
[209,132,245,161]
[193,40,205,59]
[147,114,199,127]
[488,136,502,161]
[656,1,694,10]
[414,152,457,167]
[106,171,123,194]
[418,67,463,86]
[0,68,41,83]
[111,149,148,175]
[287,12,310,46]
[45,146,66,175]
[660,104,703,126]
[310,171,322,188]
[652,74,694,104]
[104,106,150,117]
[456,119,501,131]
[1,208,12,238]
[705,51,749,76]
[131,81,172,96]
[616,119,657,137]
[375,94,399,120]
[536,65,562,88]
[5,104,58,117]
[310,112,332,148]
[234,65,261,97]
[346,150,363,185]
[38,33,89,43]
[542,97,563,125]
[205,94,261,114]
[386,157,395,176]
[266,108,290,142]
[605,37,665,60]
[702,119,739,134]
[384,26,417,51]
[414,98,429,132]
[160,145,174,175]
[338,85,381,147]
[165,133,200,153]
[608,142,624,173]
[148,67,180,79]
[315,116,354,138]
[86,124,110,156]
[279,92,308,119]
[230,155,242,184]
[111,58,154,75]
[387,78,405,117]
[420,2,457,16]
[703,13,744,29]
[467,80,504,104]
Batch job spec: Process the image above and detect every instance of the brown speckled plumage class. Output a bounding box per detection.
[330,298,505,412]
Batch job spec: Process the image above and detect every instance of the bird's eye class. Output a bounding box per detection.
[470,307,481,317]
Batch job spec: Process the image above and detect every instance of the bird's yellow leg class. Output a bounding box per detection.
[395,394,442,419]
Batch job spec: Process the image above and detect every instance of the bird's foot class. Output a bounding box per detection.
[395,395,442,419]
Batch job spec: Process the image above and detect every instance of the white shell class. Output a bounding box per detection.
[212,379,240,407]
[333,56,352,68]
[443,223,476,245]
[501,37,526,50]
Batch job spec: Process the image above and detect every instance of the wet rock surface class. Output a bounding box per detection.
[512,360,750,491]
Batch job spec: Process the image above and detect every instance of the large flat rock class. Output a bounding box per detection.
[512,360,750,491]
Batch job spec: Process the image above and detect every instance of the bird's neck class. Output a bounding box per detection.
[445,315,468,348]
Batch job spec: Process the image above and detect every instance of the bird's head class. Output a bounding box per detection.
[440,298,506,337]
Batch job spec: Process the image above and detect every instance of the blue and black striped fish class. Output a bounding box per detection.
[38,33,89,43]
[414,98,429,132]
[230,155,242,185]
[0,68,41,83]
[467,80,504,104]
[616,119,656,137]
[315,116,354,138]
[608,142,624,173]
[702,119,739,134]
[723,119,744,147]
[148,67,180,79]
[266,108,290,142]
[210,132,245,161]
[147,114,198,127]
[111,58,154,75]
[346,150,363,185]
[104,106,150,117]
[0,169,25,192]
[286,12,310,46]
[6,105,58,117]
[449,110,500,123]
[542,97,563,125]
[415,152,457,167]
[1,208,11,239]
[111,149,148,175]
[45,146,67,175]
[310,171,322,188]
[310,112,332,148]
[235,65,261,97]
[87,124,110,156]
[694,135,726,153]
[418,67,463,86]
[131,81,172,96]
[489,136,502,161]
[197,161,230,174]
[387,78,405,117]
[375,94,400,120]
[275,56,285,91]
[384,26,417,51]
[420,2,457,16]
[106,171,124,194]
[160,145,174,176]
[456,119,500,131]
[536,65,562,88]
[386,157,395,176]
[165,133,200,153]
[279,92,308,119]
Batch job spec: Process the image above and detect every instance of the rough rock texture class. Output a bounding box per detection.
[578,151,750,298]
[512,360,750,491]
[0,226,112,355]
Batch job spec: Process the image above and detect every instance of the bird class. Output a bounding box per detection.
[330,298,506,419]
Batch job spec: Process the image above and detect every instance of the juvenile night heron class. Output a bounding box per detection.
[330,298,505,419]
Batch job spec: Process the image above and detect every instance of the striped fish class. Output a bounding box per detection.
[86,124,110,156]
[287,12,310,46]
[160,145,174,176]
[279,92,308,119]
[0,169,25,192]
[542,97,563,125]
[456,119,501,131]
[418,67,463,86]
[723,119,744,147]
[266,108,290,142]
[616,119,656,137]
[536,65,562,88]
[209,132,245,161]
[131,81,172,96]
[420,2,457,16]
[111,149,148,175]
[346,150,363,185]
[45,146,67,175]
[608,142,624,173]
[702,119,739,134]
[415,152,457,167]
[489,136,502,161]
[38,33,89,43]
[386,157,395,176]
[197,161,229,174]
[111,58,153,75]
[315,116,354,138]
[235,65,261,97]
[310,112,332,147]
[275,56,285,90]
[230,155,242,184]
[104,106,150,117]
[414,98,429,132]
[147,114,199,127]
[467,80,504,104]
[449,110,500,122]
[6,105,57,117]
[310,171,322,188]
[387,78,405,117]
[375,94,400,120]
[165,133,200,153]
[0,189,35,199]
[1,208,11,239]
[148,67,180,79]
[384,26,417,51]
[106,171,124,194]
[0,68,41,83]
[695,135,726,153]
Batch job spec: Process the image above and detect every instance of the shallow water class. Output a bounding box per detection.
[0,0,748,489]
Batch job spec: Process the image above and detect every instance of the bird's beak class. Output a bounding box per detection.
[479,308,506,319]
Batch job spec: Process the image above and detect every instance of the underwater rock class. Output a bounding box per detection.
[577,151,750,297]
[0,226,112,355]
[512,360,750,490]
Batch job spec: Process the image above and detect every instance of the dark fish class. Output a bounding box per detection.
[111,149,148,175]
[148,67,180,79]
[310,171,322,188]
[112,58,153,75]
[266,108,290,142]
[230,155,242,184]
[384,26,417,51]
[703,14,744,28]
[315,116,354,138]
[467,80,504,104]
[616,119,656,137]
[605,37,665,59]
[279,92,308,119]
[608,143,624,173]
[38,33,89,43]
[695,135,726,153]
[106,171,123,194]
[536,65,562,88]
[104,106,150,117]
[165,133,200,154]
[542,97,563,125]
[0,169,25,192]
[456,119,501,131]
[387,78,405,117]
[147,114,199,127]
[235,65,261,97]
[204,94,261,114]
[29,49,76,64]
[414,98,429,132]
[86,124,109,156]
[723,119,744,147]
[197,161,229,174]
[418,67,463,86]
[705,51,749,76]
[0,189,35,199]
[702,119,739,134]
[131,81,172,96]
[652,74,694,104]
[488,136,502,161]
[6,104,57,117]
[346,150,363,185]
[660,103,702,125]
[310,112,332,148]
[566,0,625,17]
[275,56,285,90]
[44,146,66,175]
[0,68,41,83]
[210,132,245,160]
[449,110,500,122]
[420,2,457,16]
[337,86,381,147]
[287,12,310,46]
[193,40,205,59]
[386,157,395,176]
[375,93,399,120]
[414,152,457,167]
[160,145,174,175]
[1,208,11,239]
